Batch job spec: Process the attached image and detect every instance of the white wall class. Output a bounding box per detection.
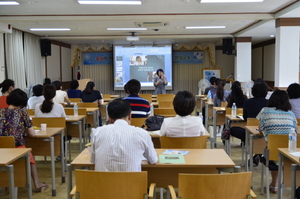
[263,44,275,81]
[215,50,234,79]
[61,47,72,82]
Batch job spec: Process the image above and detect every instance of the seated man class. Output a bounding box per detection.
[123,79,151,118]
[204,76,216,95]
[90,98,158,171]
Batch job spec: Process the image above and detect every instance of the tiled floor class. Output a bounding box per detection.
[0,135,294,199]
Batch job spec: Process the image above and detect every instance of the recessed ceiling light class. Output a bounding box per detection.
[78,0,142,5]
[200,0,263,3]
[0,1,19,5]
[107,28,147,30]
[185,26,226,29]
[30,28,71,31]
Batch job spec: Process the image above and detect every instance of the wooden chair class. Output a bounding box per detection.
[70,170,155,199]
[154,108,176,117]
[160,135,209,149]
[64,108,87,116]
[169,172,256,199]
[158,101,173,108]
[221,101,228,107]
[131,118,146,128]
[77,102,99,127]
[0,136,15,148]
[156,94,174,102]
[69,98,81,102]
[139,94,152,103]
[26,109,35,116]
[226,108,245,128]
[102,94,111,98]
[247,118,259,126]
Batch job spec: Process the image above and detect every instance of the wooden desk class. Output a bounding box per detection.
[65,107,100,127]
[195,95,205,116]
[25,128,64,196]
[99,102,109,123]
[0,148,32,199]
[66,115,86,152]
[212,107,226,148]
[67,148,235,199]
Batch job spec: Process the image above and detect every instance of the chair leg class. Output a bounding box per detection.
[266,166,270,199]
[261,163,264,195]
[241,141,245,167]
[160,188,164,199]
[68,140,71,163]
[44,156,47,163]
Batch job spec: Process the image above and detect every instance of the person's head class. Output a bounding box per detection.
[52,81,62,90]
[124,83,129,94]
[214,78,220,86]
[43,78,51,86]
[287,83,300,99]
[251,82,268,98]
[268,90,291,111]
[32,84,43,97]
[40,84,56,113]
[126,79,141,95]
[230,81,243,96]
[0,79,15,94]
[107,98,132,123]
[6,89,28,108]
[209,77,216,86]
[136,56,141,62]
[216,79,226,100]
[173,91,196,116]
[70,80,79,90]
[84,81,95,94]
[156,69,164,77]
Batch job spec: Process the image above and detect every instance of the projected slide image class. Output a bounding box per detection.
[130,55,164,82]
[130,55,148,66]
[116,72,123,83]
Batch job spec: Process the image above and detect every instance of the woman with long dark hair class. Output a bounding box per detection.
[226,81,247,108]
[80,81,103,105]
[213,79,230,107]
[0,79,15,108]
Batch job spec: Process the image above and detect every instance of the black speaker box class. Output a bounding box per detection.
[222,38,232,55]
[40,39,51,57]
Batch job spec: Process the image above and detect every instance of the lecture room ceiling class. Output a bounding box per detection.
[0,0,299,45]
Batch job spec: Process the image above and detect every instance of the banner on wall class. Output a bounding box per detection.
[83,53,113,65]
[172,51,203,64]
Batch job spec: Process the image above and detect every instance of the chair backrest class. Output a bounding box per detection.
[156,94,174,102]
[64,108,87,115]
[177,172,252,199]
[26,109,35,116]
[226,108,243,115]
[160,136,209,149]
[131,118,146,128]
[77,102,98,107]
[221,101,228,107]
[158,101,173,108]
[246,118,259,126]
[69,98,82,102]
[102,94,111,98]
[75,170,148,199]
[154,108,176,117]
[139,94,152,103]
[297,118,300,126]
[32,117,66,128]
[0,136,15,148]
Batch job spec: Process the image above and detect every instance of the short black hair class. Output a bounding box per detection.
[52,81,62,90]
[126,79,141,95]
[32,84,43,96]
[214,78,220,85]
[268,89,291,111]
[0,79,15,94]
[43,78,51,86]
[287,83,300,99]
[6,89,28,108]
[70,80,79,90]
[156,69,164,76]
[173,91,196,116]
[209,76,216,85]
[251,82,267,98]
[108,98,132,120]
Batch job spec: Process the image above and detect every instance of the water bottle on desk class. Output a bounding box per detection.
[231,103,236,117]
[74,103,78,116]
[288,128,297,152]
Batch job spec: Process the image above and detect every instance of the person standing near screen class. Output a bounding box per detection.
[154,69,168,94]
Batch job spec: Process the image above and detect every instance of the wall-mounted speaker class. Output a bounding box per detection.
[40,39,51,57]
[222,38,232,55]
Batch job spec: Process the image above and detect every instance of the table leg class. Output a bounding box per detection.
[61,132,65,183]
[25,152,32,199]
[95,110,100,127]
[49,137,56,196]
[291,164,298,199]
[67,164,72,199]
[6,165,15,199]
[212,110,217,149]
[278,153,283,199]
[250,134,254,186]
[78,120,83,152]
[245,129,249,171]
[205,104,208,129]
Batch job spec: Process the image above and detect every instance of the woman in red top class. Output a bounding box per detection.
[0,79,15,109]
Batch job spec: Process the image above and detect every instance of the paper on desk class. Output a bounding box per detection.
[289,152,300,157]
[159,155,185,164]
[237,115,244,120]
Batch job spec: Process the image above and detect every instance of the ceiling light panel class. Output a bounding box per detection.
[0,1,19,5]
[185,26,226,29]
[78,0,142,5]
[200,0,263,3]
[30,28,71,31]
[107,28,147,30]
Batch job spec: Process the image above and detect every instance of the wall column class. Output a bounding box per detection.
[274,18,300,89]
[234,37,252,82]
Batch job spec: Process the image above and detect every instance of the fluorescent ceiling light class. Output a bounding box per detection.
[200,0,263,3]
[30,28,71,31]
[185,26,226,29]
[107,28,147,30]
[0,1,19,5]
[78,0,142,5]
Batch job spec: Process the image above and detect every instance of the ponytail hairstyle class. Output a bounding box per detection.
[216,79,226,100]
[40,84,56,113]
[84,81,95,94]
[0,79,15,94]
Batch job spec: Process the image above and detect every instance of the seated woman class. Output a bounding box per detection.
[67,80,82,98]
[28,84,44,109]
[160,91,208,137]
[213,79,230,107]
[0,79,15,109]
[287,83,300,119]
[257,90,297,193]
[52,80,71,105]
[0,89,49,192]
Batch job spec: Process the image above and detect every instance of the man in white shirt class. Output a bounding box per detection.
[90,98,158,171]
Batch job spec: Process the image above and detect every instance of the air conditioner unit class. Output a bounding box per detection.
[135,22,169,28]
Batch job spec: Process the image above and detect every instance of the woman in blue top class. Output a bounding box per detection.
[213,79,230,107]
[257,89,297,193]
[67,80,82,98]
[153,69,168,94]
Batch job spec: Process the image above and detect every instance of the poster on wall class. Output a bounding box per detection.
[202,68,222,81]
[173,51,203,64]
[83,53,113,65]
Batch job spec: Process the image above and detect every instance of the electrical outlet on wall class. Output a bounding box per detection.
[1,66,4,71]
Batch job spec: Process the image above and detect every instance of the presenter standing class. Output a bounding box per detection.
[154,69,168,94]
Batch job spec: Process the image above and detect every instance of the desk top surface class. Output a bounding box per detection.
[225,114,244,121]
[66,115,86,121]
[0,148,31,166]
[278,148,300,165]
[246,126,300,135]
[34,127,64,137]
[213,107,226,111]
[71,148,235,168]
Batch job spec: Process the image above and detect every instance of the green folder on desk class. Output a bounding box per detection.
[159,155,186,164]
